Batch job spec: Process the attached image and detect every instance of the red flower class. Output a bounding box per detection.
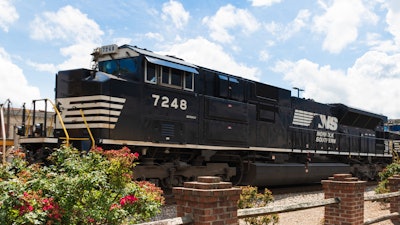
[18,204,34,215]
[110,203,121,210]
[41,197,62,221]
[42,198,55,211]
[87,217,95,223]
[119,195,138,206]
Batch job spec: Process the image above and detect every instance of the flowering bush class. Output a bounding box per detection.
[375,162,400,194]
[238,186,279,225]
[0,146,164,224]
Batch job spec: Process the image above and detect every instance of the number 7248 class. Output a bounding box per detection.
[151,94,187,111]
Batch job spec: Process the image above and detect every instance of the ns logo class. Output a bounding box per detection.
[318,115,338,131]
[292,109,338,131]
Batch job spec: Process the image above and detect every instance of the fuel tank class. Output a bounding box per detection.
[241,162,351,186]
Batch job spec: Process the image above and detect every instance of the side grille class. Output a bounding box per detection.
[161,123,175,137]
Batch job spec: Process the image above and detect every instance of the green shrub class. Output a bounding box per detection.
[375,162,400,194]
[0,146,164,224]
[238,186,279,225]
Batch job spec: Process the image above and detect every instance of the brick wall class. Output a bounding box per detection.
[389,174,400,224]
[173,176,241,225]
[166,174,400,225]
[322,174,366,225]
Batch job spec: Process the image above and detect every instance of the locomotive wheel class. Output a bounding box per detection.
[161,175,184,189]
[230,156,244,186]
[210,153,244,186]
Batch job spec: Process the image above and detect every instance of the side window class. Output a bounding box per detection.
[145,62,158,84]
[170,68,182,86]
[184,72,194,91]
[161,67,170,84]
[145,59,195,92]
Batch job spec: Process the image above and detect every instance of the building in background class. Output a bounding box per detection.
[0,106,54,149]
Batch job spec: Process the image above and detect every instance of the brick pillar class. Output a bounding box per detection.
[388,175,400,224]
[172,176,242,225]
[322,174,366,225]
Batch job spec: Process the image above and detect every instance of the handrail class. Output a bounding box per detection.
[25,108,31,136]
[364,191,400,201]
[365,212,399,225]
[137,215,193,225]
[46,99,70,147]
[79,109,95,149]
[1,102,6,164]
[238,197,340,219]
[363,190,400,224]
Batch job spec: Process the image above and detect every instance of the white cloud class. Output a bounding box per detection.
[259,50,270,62]
[161,0,189,29]
[29,5,104,72]
[381,0,400,47]
[0,47,40,107]
[113,37,132,46]
[250,0,282,7]
[273,51,400,118]
[274,59,348,102]
[145,32,164,42]
[365,32,399,53]
[202,4,260,43]
[26,60,58,73]
[30,5,103,43]
[313,0,378,53]
[57,43,95,70]
[0,0,19,32]
[158,37,260,81]
[265,9,310,41]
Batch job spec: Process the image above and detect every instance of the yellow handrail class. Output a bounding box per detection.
[25,109,31,136]
[46,99,70,147]
[1,103,6,165]
[79,109,95,149]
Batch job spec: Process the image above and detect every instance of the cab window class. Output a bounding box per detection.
[145,60,194,91]
[99,60,118,75]
[99,57,139,77]
[145,62,157,83]
[184,72,193,91]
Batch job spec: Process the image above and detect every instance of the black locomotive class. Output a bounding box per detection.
[18,44,400,187]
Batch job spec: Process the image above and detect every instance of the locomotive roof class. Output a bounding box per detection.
[98,44,259,83]
[330,103,387,121]
[120,44,199,70]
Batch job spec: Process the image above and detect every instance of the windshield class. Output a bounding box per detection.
[99,57,139,76]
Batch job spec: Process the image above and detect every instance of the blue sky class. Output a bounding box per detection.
[1,0,400,118]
